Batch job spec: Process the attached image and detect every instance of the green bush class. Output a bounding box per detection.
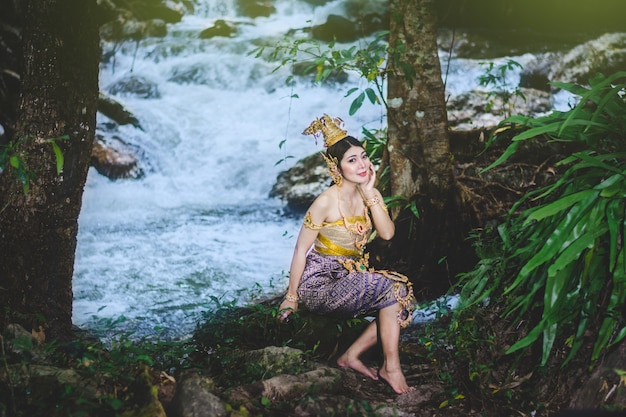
[458,71,626,366]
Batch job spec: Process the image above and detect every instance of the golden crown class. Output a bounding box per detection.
[302,114,347,147]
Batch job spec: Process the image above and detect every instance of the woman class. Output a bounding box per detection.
[279,114,416,394]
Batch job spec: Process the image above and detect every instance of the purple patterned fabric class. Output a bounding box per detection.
[298,249,413,319]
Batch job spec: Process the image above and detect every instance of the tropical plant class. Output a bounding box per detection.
[0,134,67,194]
[458,71,626,366]
[251,30,392,116]
[477,59,526,118]
[252,31,425,225]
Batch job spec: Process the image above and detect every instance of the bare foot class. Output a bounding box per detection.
[337,353,379,380]
[378,366,415,394]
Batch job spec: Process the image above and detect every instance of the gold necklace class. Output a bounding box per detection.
[337,187,371,250]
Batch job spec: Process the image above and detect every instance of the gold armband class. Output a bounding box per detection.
[285,293,299,302]
[303,211,323,230]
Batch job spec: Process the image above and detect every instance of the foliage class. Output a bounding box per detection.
[0,134,67,194]
[251,30,392,116]
[477,59,526,118]
[192,299,369,388]
[251,28,425,225]
[458,71,626,366]
[0,319,196,417]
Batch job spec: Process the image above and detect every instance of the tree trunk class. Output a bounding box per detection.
[0,0,100,339]
[378,0,476,296]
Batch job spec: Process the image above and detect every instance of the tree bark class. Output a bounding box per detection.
[0,0,100,339]
[378,0,476,296]
[387,0,452,201]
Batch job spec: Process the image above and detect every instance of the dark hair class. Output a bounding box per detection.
[326,135,363,171]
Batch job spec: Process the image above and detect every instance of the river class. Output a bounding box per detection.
[72,0,564,339]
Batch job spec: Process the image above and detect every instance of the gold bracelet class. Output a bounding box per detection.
[364,196,380,207]
[285,292,299,303]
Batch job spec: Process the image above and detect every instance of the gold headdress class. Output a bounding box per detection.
[302,114,347,148]
[303,114,348,186]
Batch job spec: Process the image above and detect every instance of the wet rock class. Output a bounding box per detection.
[447,87,551,130]
[269,152,328,211]
[2,323,45,360]
[311,14,359,43]
[199,19,237,39]
[236,0,276,18]
[228,366,342,413]
[127,366,168,417]
[301,0,334,5]
[244,346,307,376]
[98,93,142,128]
[567,339,626,410]
[91,135,144,180]
[171,370,228,417]
[106,75,161,99]
[295,393,414,416]
[519,53,556,91]
[100,14,169,41]
[549,32,626,86]
[136,0,185,23]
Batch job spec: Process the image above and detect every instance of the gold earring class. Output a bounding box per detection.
[321,152,343,187]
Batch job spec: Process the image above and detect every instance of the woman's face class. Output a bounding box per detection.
[339,145,371,184]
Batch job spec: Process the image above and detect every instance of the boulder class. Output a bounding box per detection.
[244,346,307,376]
[567,340,626,410]
[311,14,359,43]
[519,53,557,92]
[171,370,228,417]
[100,16,168,41]
[106,75,161,99]
[236,0,276,18]
[199,19,237,39]
[228,366,343,412]
[98,93,142,128]
[549,32,626,87]
[91,135,144,180]
[446,87,551,130]
[269,152,328,211]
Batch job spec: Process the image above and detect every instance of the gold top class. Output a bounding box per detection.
[302,114,348,147]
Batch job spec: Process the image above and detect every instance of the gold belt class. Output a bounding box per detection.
[314,234,361,257]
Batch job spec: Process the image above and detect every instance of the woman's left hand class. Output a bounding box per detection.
[362,162,376,193]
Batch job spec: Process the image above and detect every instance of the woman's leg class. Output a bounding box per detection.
[337,320,379,380]
[377,304,414,394]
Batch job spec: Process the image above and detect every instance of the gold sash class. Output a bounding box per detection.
[314,233,361,257]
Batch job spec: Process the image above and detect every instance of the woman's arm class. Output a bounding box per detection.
[278,195,329,320]
[360,164,395,240]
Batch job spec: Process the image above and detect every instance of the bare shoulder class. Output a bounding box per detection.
[309,186,338,222]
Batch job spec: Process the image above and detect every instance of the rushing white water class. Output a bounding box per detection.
[73,0,532,339]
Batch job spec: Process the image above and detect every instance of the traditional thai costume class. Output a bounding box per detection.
[297,192,415,327]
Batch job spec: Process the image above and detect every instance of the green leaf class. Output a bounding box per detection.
[606,199,625,271]
[51,141,64,174]
[480,141,519,172]
[365,87,378,104]
[349,92,365,116]
[524,189,596,224]
[511,121,563,141]
[344,87,359,97]
[547,224,608,277]
[506,319,546,354]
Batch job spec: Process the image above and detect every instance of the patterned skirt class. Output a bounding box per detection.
[297,250,415,327]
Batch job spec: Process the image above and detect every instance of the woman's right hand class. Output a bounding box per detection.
[278,299,298,322]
